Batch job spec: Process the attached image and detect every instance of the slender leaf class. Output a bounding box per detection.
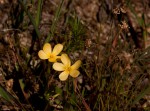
[35,0,43,27]
[45,0,64,43]
[18,0,40,38]
[132,85,150,105]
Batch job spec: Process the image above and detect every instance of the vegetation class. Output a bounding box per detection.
[0,0,150,111]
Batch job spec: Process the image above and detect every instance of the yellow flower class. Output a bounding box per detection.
[38,43,63,62]
[53,54,81,81]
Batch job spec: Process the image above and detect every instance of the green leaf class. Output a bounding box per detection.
[0,85,14,103]
[35,0,43,27]
[132,85,150,105]
[18,0,40,38]
[45,0,64,43]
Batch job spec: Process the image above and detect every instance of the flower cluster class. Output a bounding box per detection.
[38,43,81,81]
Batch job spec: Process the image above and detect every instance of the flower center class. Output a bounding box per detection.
[65,67,71,72]
[49,54,54,58]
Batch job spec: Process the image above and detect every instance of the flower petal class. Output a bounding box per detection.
[38,50,49,59]
[43,43,52,56]
[56,56,61,59]
[53,63,65,71]
[61,54,71,66]
[71,60,81,70]
[59,71,69,81]
[52,44,63,55]
[70,70,80,78]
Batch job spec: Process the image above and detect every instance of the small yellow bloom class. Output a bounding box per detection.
[38,43,63,62]
[53,54,81,81]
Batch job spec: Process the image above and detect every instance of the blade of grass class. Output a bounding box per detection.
[128,3,145,27]
[18,0,40,38]
[45,0,64,43]
[0,84,26,111]
[19,79,34,111]
[132,85,150,105]
[35,0,43,27]
[0,85,15,104]
[76,85,91,111]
